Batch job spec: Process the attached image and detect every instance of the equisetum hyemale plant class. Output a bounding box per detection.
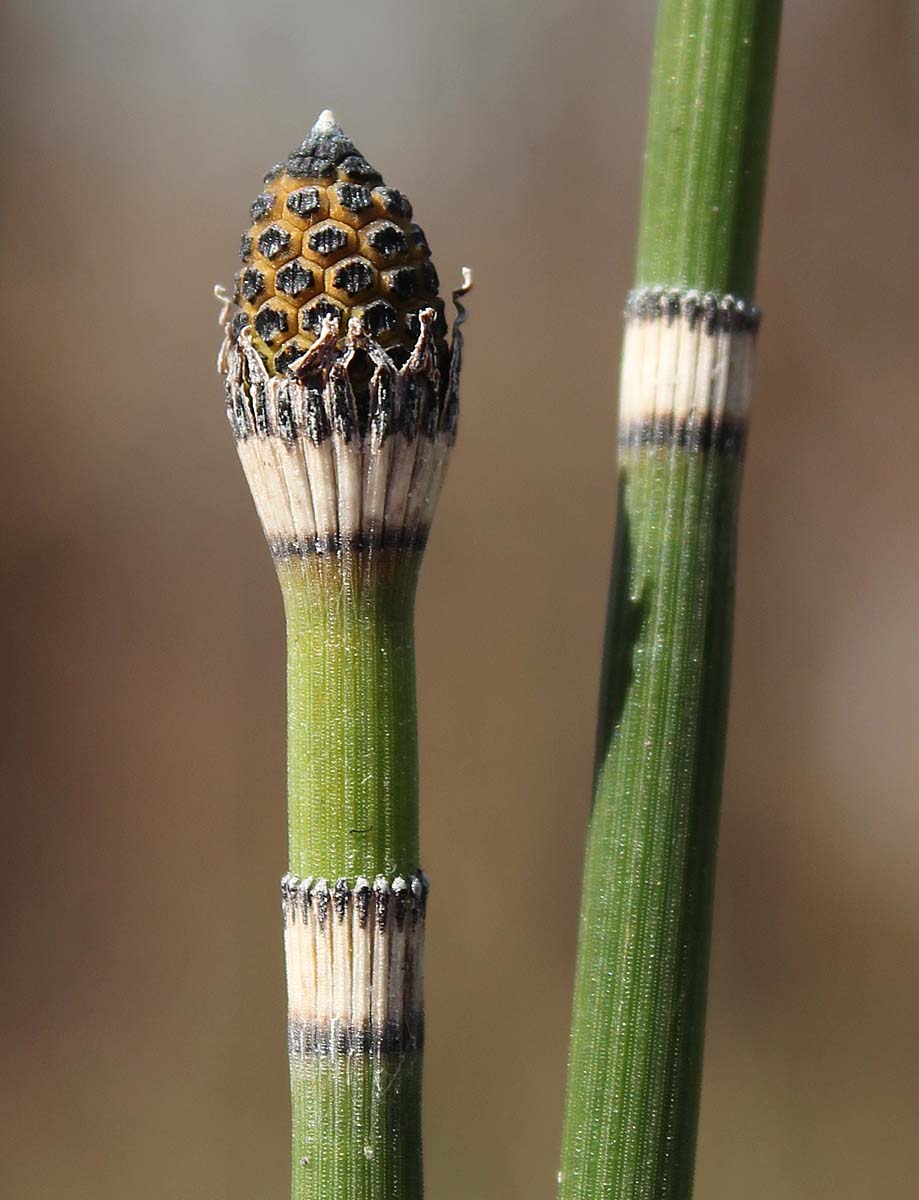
[217,110,468,1200]
[558,3,782,1200]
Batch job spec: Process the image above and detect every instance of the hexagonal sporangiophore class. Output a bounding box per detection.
[325,256,378,303]
[239,264,274,307]
[284,186,328,228]
[285,152,337,181]
[355,298,399,343]
[371,187,412,221]
[255,222,302,267]
[328,182,375,228]
[275,258,322,302]
[359,220,410,266]
[253,297,298,348]
[381,265,419,303]
[303,220,357,267]
[249,191,281,224]
[337,155,382,186]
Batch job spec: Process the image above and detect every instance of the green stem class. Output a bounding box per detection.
[560,449,742,1200]
[289,1044,423,1200]
[278,551,424,1200]
[280,553,421,880]
[559,3,781,1198]
[637,0,782,297]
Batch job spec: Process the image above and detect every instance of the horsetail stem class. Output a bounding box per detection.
[218,110,468,1200]
[558,5,782,1199]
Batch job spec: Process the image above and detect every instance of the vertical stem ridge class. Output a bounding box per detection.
[559,302,769,1199]
[279,552,424,1200]
[637,0,782,296]
[281,554,422,881]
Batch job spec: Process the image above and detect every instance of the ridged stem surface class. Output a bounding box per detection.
[279,553,421,880]
[288,1049,422,1200]
[637,0,782,296]
[560,447,741,1199]
[278,552,423,1200]
[559,2,781,1198]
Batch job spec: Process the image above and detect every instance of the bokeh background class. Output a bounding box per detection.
[2,1,917,1197]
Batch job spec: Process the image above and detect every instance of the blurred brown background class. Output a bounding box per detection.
[1,1,917,1197]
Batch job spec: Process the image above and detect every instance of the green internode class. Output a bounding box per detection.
[278,552,423,881]
[636,0,782,298]
[290,1053,423,1200]
[279,549,425,1200]
[560,446,743,1200]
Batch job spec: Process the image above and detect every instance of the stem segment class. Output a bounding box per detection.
[559,3,781,1198]
[279,551,424,1200]
[281,553,421,880]
[637,0,782,296]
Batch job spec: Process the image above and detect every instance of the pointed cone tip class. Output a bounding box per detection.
[310,109,343,138]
